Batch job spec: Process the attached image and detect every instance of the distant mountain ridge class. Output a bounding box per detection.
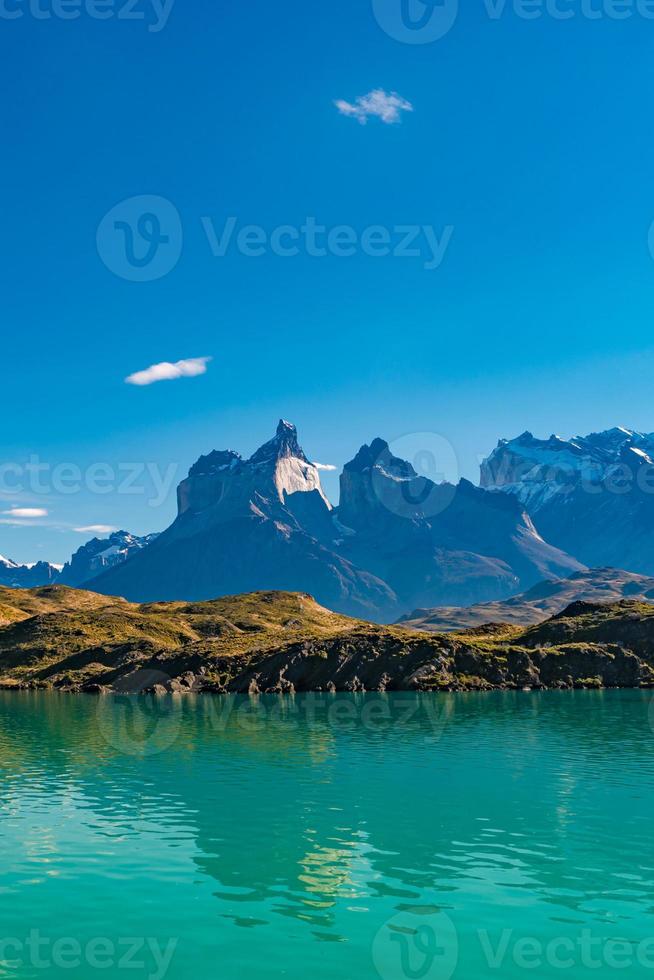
[400,567,654,631]
[0,556,61,589]
[89,420,582,618]
[481,426,654,573]
[9,420,654,618]
[58,530,159,587]
[1,532,157,591]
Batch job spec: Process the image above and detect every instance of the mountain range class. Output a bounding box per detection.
[0,556,61,589]
[87,421,581,618]
[5,421,654,620]
[481,426,654,573]
[58,530,159,587]
[399,567,654,631]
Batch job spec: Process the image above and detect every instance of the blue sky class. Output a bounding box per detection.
[3,0,654,563]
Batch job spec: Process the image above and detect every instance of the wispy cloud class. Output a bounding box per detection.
[125,356,212,387]
[314,462,337,471]
[74,525,118,535]
[0,520,39,527]
[334,89,413,125]
[2,508,48,518]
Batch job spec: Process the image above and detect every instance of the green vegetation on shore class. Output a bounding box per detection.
[1,586,653,694]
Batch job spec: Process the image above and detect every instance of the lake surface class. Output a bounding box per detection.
[1,690,654,979]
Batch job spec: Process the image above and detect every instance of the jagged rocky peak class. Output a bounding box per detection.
[344,438,416,479]
[178,420,331,517]
[339,437,428,530]
[480,431,585,490]
[250,419,307,465]
[481,425,654,494]
[189,449,242,478]
[58,530,157,588]
[249,419,330,507]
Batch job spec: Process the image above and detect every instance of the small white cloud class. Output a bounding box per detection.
[74,525,118,535]
[314,462,337,471]
[335,89,413,125]
[125,356,212,387]
[2,508,48,518]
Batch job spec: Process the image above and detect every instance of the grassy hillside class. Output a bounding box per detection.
[1,586,653,693]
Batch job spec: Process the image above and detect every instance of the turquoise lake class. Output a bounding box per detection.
[1,690,654,979]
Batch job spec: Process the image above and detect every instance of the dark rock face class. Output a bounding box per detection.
[53,615,654,694]
[58,531,158,588]
[89,422,583,619]
[335,439,583,611]
[480,427,654,574]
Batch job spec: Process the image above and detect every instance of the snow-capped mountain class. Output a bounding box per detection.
[481,427,654,505]
[58,530,159,587]
[89,421,583,619]
[0,556,61,589]
[481,427,654,573]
